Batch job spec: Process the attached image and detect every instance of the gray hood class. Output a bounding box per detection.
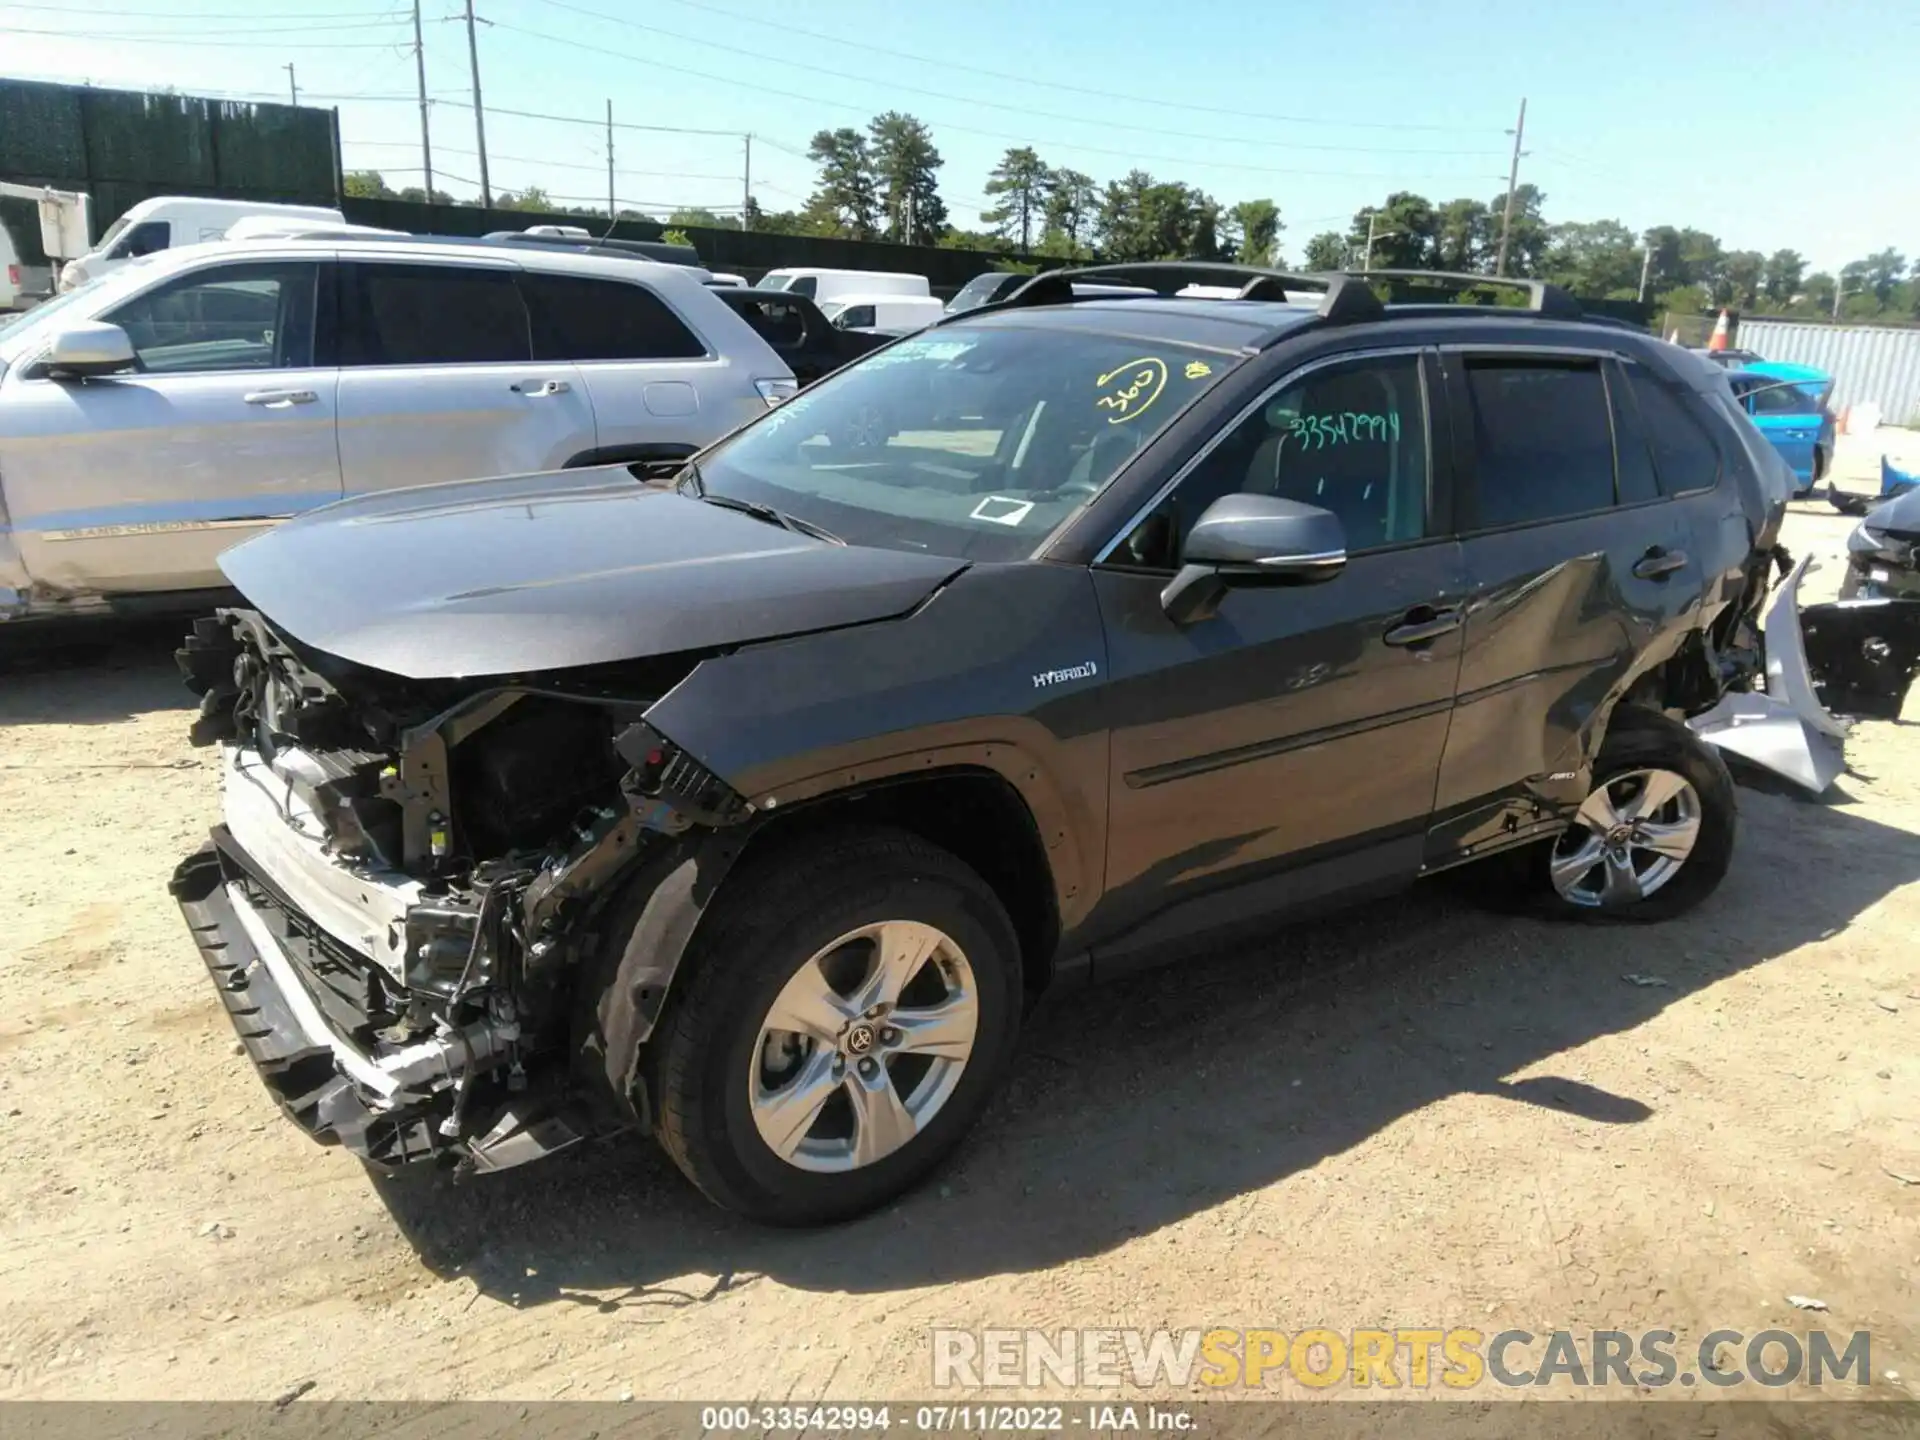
[218,466,966,679]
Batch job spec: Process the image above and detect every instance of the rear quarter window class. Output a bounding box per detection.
[522,273,707,361]
[1627,368,1723,495]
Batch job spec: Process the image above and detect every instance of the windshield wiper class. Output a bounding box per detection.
[676,462,843,544]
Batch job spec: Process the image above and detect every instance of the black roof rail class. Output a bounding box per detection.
[480,230,706,268]
[975,260,1383,326]
[1334,268,1584,318]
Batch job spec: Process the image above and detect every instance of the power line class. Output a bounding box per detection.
[0,24,407,46]
[0,2,403,14]
[524,0,1503,158]
[485,22,1501,184]
[342,139,744,181]
[483,102,741,139]
[643,0,1501,134]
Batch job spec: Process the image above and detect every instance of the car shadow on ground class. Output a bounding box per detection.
[374,779,1920,1309]
[0,619,196,724]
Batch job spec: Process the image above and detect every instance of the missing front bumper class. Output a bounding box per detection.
[170,840,585,1172]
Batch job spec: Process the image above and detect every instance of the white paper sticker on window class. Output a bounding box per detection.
[970,495,1036,526]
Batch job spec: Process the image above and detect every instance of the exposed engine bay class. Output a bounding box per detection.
[170,608,752,1172]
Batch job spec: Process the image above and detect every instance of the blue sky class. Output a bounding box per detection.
[4,0,1915,273]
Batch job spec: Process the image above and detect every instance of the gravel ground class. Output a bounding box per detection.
[0,500,1914,1412]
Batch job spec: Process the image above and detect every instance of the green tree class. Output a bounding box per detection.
[1722,250,1765,309]
[1227,198,1282,267]
[1433,198,1490,271]
[661,228,692,247]
[343,169,394,199]
[1762,249,1806,306]
[1096,171,1219,261]
[1542,219,1640,297]
[1677,228,1726,298]
[394,184,454,205]
[1303,231,1347,271]
[1858,247,1908,307]
[983,147,1051,253]
[1642,225,1686,294]
[867,111,946,245]
[1490,183,1549,275]
[804,127,879,239]
[1800,271,1837,313]
[495,185,556,213]
[1041,166,1097,259]
[1348,193,1436,270]
[668,207,730,229]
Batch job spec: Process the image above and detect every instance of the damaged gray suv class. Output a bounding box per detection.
[174,265,1806,1224]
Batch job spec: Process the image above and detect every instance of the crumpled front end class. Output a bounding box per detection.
[169,607,752,1173]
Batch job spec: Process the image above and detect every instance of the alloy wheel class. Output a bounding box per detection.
[749,920,978,1173]
[1549,767,1703,908]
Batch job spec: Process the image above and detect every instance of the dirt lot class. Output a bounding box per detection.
[0,499,1914,1408]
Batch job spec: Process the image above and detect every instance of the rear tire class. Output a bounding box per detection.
[646,827,1021,1225]
[1468,709,1737,923]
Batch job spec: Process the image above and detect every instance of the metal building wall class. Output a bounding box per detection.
[1735,319,1920,425]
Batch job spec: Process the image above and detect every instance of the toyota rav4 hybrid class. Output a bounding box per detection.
[172,264,1885,1225]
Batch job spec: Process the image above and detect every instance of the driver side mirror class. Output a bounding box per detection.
[44,322,136,379]
[1159,493,1347,624]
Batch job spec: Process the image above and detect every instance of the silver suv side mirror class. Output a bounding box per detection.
[44,322,136,379]
[1160,493,1348,624]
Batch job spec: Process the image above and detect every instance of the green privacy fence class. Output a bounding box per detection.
[0,77,341,243]
[341,196,1022,293]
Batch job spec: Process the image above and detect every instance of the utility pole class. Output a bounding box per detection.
[605,99,616,220]
[463,0,491,208]
[411,0,433,200]
[741,133,752,231]
[1494,96,1528,277]
[1364,211,1380,270]
[282,63,297,106]
[1637,244,1652,303]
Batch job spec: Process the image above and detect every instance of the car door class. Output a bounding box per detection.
[1733,374,1822,489]
[519,269,769,462]
[1088,348,1468,967]
[1428,347,1706,862]
[334,259,592,492]
[0,257,339,595]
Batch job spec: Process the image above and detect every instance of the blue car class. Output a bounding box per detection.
[1727,361,1836,497]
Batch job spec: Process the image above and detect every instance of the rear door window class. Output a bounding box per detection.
[344,263,530,365]
[1625,366,1723,495]
[522,273,707,361]
[1460,357,1616,528]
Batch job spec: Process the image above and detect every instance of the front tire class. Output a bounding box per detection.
[647,828,1021,1225]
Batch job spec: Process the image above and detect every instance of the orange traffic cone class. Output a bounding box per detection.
[1707,309,1731,352]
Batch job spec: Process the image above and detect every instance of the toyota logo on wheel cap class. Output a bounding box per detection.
[845,1023,877,1056]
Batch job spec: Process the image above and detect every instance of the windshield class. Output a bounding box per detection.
[689,324,1240,562]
